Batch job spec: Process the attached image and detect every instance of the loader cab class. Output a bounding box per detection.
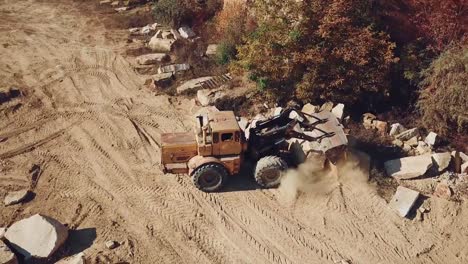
[196,111,243,157]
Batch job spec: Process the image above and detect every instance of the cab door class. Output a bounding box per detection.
[219,131,242,155]
[212,132,221,156]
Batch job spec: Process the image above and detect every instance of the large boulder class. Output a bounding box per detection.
[389,186,420,217]
[4,190,30,206]
[196,89,227,106]
[331,103,345,120]
[384,155,433,179]
[389,123,406,137]
[5,214,68,259]
[425,132,438,146]
[0,240,17,264]
[176,77,213,94]
[205,44,218,56]
[301,103,319,115]
[136,53,169,65]
[146,73,174,89]
[148,36,175,52]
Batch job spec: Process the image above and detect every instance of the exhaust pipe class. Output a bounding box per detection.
[196,115,204,127]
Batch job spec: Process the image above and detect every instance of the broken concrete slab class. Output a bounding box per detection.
[205,44,218,56]
[434,181,452,200]
[425,132,438,146]
[384,155,433,179]
[5,214,68,259]
[320,102,334,112]
[56,252,85,264]
[405,136,419,147]
[136,53,169,65]
[115,6,129,12]
[451,151,468,163]
[302,103,319,115]
[389,186,420,217]
[331,103,345,119]
[178,27,196,39]
[158,63,190,74]
[170,29,182,40]
[0,240,17,264]
[146,73,174,89]
[392,139,404,148]
[395,128,419,141]
[148,36,175,52]
[389,123,406,137]
[432,152,452,172]
[4,189,30,206]
[196,88,227,106]
[416,141,431,155]
[176,77,213,94]
[273,107,283,116]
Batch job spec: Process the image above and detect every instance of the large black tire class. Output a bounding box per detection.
[254,156,288,188]
[192,163,228,192]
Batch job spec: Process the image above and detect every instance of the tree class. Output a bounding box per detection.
[418,45,468,135]
[233,0,398,106]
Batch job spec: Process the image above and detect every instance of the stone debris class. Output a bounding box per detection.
[176,76,213,94]
[205,44,218,56]
[105,240,119,250]
[331,103,344,120]
[424,132,438,146]
[405,136,418,147]
[416,141,431,155]
[373,120,388,135]
[320,102,334,112]
[99,0,112,5]
[56,252,86,264]
[115,6,129,12]
[462,162,468,174]
[196,88,227,106]
[384,155,433,179]
[431,152,452,172]
[434,181,452,200]
[146,73,174,89]
[0,240,17,264]
[389,123,406,137]
[301,103,319,115]
[451,151,468,163]
[178,27,196,39]
[4,189,30,206]
[362,113,377,129]
[110,1,120,7]
[389,186,420,217]
[273,107,283,116]
[158,63,190,74]
[136,53,169,65]
[5,214,68,259]
[161,31,175,39]
[237,117,249,132]
[392,139,404,148]
[170,29,182,40]
[395,128,419,141]
[148,36,175,52]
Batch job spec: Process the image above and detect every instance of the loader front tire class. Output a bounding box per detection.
[192,163,227,192]
[255,156,288,188]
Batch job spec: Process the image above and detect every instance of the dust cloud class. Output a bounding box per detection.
[279,150,372,202]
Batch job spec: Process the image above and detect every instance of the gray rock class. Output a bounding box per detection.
[105,240,119,250]
[373,120,388,135]
[431,152,451,172]
[331,103,345,120]
[178,27,196,39]
[320,102,334,112]
[158,63,190,74]
[128,27,140,34]
[389,123,406,137]
[170,29,182,40]
[451,151,468,163]
[136,53,169,65]
[196,89,227,106]
[362,113,376,129]
[99,0,112,5]
[462,162,468,174]
[237,117,249,132]
[389,186,420,217]
[148,36,175,52]
[392,139,404,148]
[395,128,419,141]
[434,181,452,200]
[5,214,68,259]
[4,190,30,206]
[425,132,438,146]
[384,155,433,179]
[205,44,218,56]
[55,252,86,264]
[0,240,17,264]
[115,7,129,12]
[273,107,283,116]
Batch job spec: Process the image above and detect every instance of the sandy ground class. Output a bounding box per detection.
[1,0,468,263]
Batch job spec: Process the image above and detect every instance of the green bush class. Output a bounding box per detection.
[153,0,190,28]
[216,42,237,65]
[418,45,468,135]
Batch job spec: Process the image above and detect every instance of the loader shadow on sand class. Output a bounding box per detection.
[63,228,97,257]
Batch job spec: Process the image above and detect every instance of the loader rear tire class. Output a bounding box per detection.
[255,156,288,188]
[192,163,227,192]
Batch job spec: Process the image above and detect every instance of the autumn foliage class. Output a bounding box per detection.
[233,0,398,106]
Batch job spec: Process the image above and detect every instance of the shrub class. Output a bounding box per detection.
[216,42,237,65]
[418,45,468,135]
[234,0,398,106]
[153,0,191,28]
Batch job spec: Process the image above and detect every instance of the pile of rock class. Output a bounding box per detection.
[129,23,159,36]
